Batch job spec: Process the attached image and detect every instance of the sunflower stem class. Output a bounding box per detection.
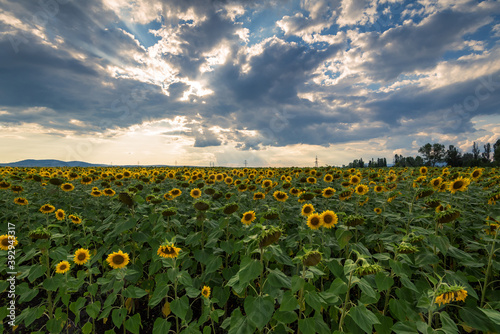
[481,229,497,307]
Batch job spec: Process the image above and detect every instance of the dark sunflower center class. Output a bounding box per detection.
[60,264,67,270]
[1,238,10,246]
[172,190,179,195]
[244,214,253,221]
[325,190,333,195]
[277,193,286,199]
[78,253,86,261]
[473,171,479,177]
[64,185,72,189]
[453,181,463,190]
[58,212,63,217]
[113,255,125,265]
[304,207,312,214]
[311,217,320,226]
[323,215,333,224]
[163,246,175,254]
[193,191,199,196]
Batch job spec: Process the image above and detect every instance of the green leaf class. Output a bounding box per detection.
[43,276,63,291]
[149,282,169,307]
[86,301,101,319]
[439,311,458,334]
[178,271,193,287]
[291,276,305,293]
[273,310,298,324]
[123,286,148,298]
[374,314,394,334]
[298,318,316,334]
[238,257,263,285]
[153,318,172,334]
[428,235,450,256]
[82,322,93,334]
[336,229,353,249]
[267,268,292,289]
[171,295,189,320]
[349,304,380,334]
[480,308,500,326]
[244,295,274,330]
[69,297,86,323]
[279,291,299,312]
[357,278,377,299]
[112,308,127,328]
[113,217,138,235]
[28,265,45,283]
[305,291,323,313]
[228,308,256,334]
[391,321,419,334]
[375,272,394,291]
[125,313,141,334]
[205,256,222,274]
[328,278,348,295]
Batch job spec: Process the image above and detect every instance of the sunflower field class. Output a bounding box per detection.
[1,166,500,333]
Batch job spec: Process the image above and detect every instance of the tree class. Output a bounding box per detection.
[445,145,462,167]
[418,143,445,166]
[472,142,481,161]
[494,139,500,165]
[482,143,491,163]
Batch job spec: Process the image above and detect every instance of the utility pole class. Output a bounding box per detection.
[315,156,318,168]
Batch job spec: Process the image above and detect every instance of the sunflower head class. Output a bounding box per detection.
[61,183,75,192]
[106,250,130,269]
[322,187,336,198]
[55,209,65,221]
[344,214,365,227]
[354,263,382,276]
[307,213,323,230]
[201,286,211,298]
[157,244,181,258]
[29,227,51,240]
[55,261,71,274]
[68,214,82,224]
[0,234,18,251]
[40,204,55,214]
[302,250,322,267]
[253,192,265,200]
[241,211,256,225]
[258,227,283,248]
[416,188,434,200]
[14,197,29,206]
[223,203,239,215]
[194,200,210,211]
[263,209,279,220]
[320,210,338,228]
[161,207,177,217]
[396,242,419,254]
[301,203,315,217]
[374,207,382,214]
[190,188,202,198]
[74,248,91,265]
[103,188,116,196]
[448,177,470,194]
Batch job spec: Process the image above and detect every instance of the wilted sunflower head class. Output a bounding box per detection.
[258,227,282,248]
[344,214,365,227]
[223,203,239,215]
[194,200,210,211]
[302,250,322,267]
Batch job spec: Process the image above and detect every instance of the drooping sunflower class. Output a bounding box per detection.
[0,235,18,251]
[301,203,315,217]
[74,248,91,265]
[14,197,29,206]
[241,211,256,225]
[157,244,181,259]
[273,191,288,202]
[470,168,482,180]
[435,286,468,306]
[68,214,82,224]
[190,188,202,199]
[307,213,323,230]
[55,261,71,274]
[448,177,470,194]
[103,188,116,196]
[60,183,75,192]
[201,286,211,298]
[55,209,65,221]
[320,210,338,228]
[40,204,55,214]
[106,250,130,269]
[322,187,336,198]
[374,207,382,214]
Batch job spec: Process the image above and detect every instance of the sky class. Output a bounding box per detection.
[0,0,499,167]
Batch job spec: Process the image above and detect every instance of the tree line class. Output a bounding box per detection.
[343,139,500,168]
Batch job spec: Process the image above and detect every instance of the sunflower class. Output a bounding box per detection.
[322,187,336,198]
[307,213,323,230]
[301,203,315,217]
[306,177,316,184]
[430,177,443,189]
[320,210,338,228]
[339,190,352,201]
[103,188,116,196]
[253,192,265,200]
[201,286,211,298]
[273,191,288,202]
[54,209,65,221]
[241,211,256,225]
[91,190,102,197]
[157,244,181,259]
[68,214,82,224]
[11,185,23,193]
[349,175,361,185]
[374,185,385,193]
[170,188,182,197]
[60,183,75,192]
[81,176,93,185]
[448,177,470,194]
[323,174,333,182]
[14,197,29,206]
[470,168,482,180]
[262,179,273,188]
[355,184,369,196]
[106,250,130,269]
[435,286,467,306]
[40,204,55,214]
[0,235,18,251]
[0,181,10,189]
[224,177,233,185]
[374,207,382,214]
[190,188,202,199]
[55,261,71,274]
[74,248,91,265]
[419,166,428,175]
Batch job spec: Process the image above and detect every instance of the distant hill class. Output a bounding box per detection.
[0,159,109,167]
